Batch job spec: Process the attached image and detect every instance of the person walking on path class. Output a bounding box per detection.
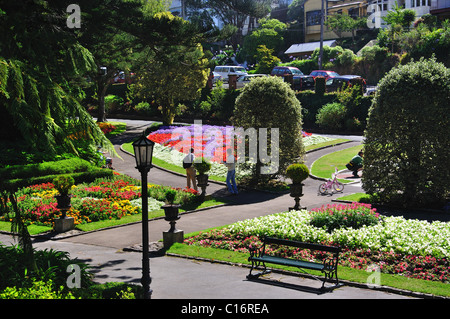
[183,148,197,191]
[225,148,238,195]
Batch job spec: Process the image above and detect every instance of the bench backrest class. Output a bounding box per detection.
[264,236,341,254]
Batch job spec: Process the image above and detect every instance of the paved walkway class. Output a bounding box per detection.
[0,120,419,301]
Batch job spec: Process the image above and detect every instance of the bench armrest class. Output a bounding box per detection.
[323,254,339,271]
[248,245,259,259]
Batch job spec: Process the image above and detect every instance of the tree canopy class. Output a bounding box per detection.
[0,0,112,162]
[132,13,210,125]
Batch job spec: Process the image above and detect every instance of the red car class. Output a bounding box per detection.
[309,70,339,80]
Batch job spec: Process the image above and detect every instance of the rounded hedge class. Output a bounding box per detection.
[234,76,304,177]
[286,163,309,184]
[363,58,450,208]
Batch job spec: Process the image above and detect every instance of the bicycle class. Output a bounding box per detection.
[318,168,344,195]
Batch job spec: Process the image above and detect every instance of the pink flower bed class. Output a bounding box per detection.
[147,124,312,163]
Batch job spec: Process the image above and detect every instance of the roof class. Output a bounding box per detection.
[285,40,337,56]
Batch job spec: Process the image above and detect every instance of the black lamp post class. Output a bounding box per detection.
[132,131,155,299]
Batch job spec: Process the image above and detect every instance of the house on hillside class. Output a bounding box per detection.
[285,39,337,58]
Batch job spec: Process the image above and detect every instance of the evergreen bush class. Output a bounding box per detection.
[316,102,347,130]
[363,58,450,208]
[234,76,304,177]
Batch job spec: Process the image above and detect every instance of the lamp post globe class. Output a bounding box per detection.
[132,132,154,299]
[133,132,155,172]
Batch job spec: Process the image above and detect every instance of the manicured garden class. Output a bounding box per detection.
[0,173,225,235]
[123,123,345,184]
[175,202,450,296]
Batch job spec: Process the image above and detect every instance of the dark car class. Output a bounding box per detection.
[326,75,367,92]
[271,66,314,91]
[310,70,339,80]
[271,66,305,76]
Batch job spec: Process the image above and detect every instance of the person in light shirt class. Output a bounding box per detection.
[224,148,238,195]
[183,148,197,191]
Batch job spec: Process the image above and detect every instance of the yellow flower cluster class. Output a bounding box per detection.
[111,199,141,217]
[31,189,59,199]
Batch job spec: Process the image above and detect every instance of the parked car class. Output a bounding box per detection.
[211,71,223,84]
[293,76,315,91]
[326,75,367,92]
[271,66,304,76]
[214,65,248,83]
[271,66,314,91]
[113,71,135,84]
[365,85,377,96]
[309,70,339,80]
[236,74,268,88]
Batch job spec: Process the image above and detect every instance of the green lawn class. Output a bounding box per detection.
[305,138,350,152]
[336,193,370,202]
[311,144,363,183]
[105,121,127,137]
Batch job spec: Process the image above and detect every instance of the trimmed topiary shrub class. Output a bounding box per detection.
[286,163,309,184]
[234,76,304,177]
[363,57,450,208]
[193,157,212,175]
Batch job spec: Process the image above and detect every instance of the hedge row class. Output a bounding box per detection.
[1,158,114,191]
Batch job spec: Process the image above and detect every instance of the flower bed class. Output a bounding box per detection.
[1,177,198,228]
[147,124,320,178]
[184,203,450,283]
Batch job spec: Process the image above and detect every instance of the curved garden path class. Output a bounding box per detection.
[61,119,365,249]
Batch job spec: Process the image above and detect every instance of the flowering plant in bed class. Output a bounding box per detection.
[185,203,450,282]
[0,177,199,228]
[147,124,315,179]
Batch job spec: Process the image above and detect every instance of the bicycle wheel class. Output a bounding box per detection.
[318,183,328,195]
[333,181,344,192]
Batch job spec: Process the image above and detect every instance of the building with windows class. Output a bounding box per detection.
[169,0,186,18]
[367,0,431,27]
[430,0,450,19]
[304,0,368,41]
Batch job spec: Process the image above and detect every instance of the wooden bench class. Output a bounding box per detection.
[247,236,341,291]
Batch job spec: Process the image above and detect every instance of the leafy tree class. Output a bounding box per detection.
[185,0,271,47]
[384,1,416,30]
[380,2,416,52]
[0,0,113,159]
[287,0,306,22]
[326,14,367,42]
[242,18,286,63]
[133,13,209,125]
[234,76,304,178]
[254,45,281,74]
[75,0,169,122]
[363,58,450,208]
